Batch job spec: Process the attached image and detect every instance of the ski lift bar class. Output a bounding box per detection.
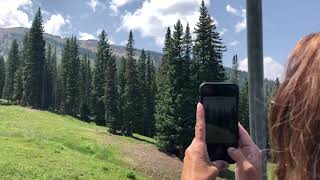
[246,0,267,179]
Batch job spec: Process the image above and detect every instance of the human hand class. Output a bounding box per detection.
[181,103,228,180]
[227,123,262,180]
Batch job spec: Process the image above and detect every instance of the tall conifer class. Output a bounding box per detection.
[23,8,45,108]
[3,39,20,100]
[0,56,5,98]
[92,30,111,125]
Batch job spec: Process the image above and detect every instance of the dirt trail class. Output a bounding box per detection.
[103,133,183,180]
[99,132,233,180]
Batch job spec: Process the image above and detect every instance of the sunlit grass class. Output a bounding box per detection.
[0,105,147,179]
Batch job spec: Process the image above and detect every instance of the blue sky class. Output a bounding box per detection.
[0,0,319,80]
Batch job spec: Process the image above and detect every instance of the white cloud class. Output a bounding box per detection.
[226,4,246,33]
[119,0,211,47]
[230,40,240,46]
[226,4,239,16]
[120,40,127,46]
[110,0,135,14]
[239,57,284,80]
[219,28,228,36]
[79,32,96,40]
[0,0,32,28]
[44,14,69,36]
[235,9,246,33]
[87,0,98,12]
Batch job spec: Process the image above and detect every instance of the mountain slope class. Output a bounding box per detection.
[0,27,162,66]
[0,105,182,180]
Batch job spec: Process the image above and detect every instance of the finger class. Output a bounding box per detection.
[195,102,206,141]
[227,147,246,164]
[212,160,229,171]
[238,123,255,147]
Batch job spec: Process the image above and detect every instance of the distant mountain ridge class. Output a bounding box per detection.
[0,27,162,66]
[0,27,275,88]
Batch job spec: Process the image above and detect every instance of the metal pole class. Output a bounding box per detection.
[246,0,267,179]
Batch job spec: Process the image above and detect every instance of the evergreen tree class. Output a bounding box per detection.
[23,8,45,108]
[3,39,20,101]
[60,37,80,116]
[155,27,176,153]
[0,56,6,98]
[239,79,249,130]
[51,47,58,110]
[118,57,126,134]
[123,30,138,136]
[79,54,92,121]
[135,49,147,135]
[231,54,240,85]
[56,64,64,112]
[192,0,226,96]
[42,44,53,109]
[144,54,156,137]
[92,30,111,125]
[105,55,119,133]
[176,22,194,156]
[21,33,30,105]
[13,65,23,104]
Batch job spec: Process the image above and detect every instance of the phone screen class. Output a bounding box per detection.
[200,83,239,163]
[203,97,238,144]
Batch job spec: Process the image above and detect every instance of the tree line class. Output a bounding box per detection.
[0,1,279,158]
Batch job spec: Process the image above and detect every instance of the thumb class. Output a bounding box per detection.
[212,160,229,171]
[227,147,246,164]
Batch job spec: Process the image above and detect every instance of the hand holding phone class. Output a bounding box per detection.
[199,82,239,163]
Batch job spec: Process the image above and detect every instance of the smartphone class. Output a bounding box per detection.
[199,82,239,163]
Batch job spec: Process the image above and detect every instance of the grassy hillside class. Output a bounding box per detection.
[0,105,183,180]
[0,105,276,180]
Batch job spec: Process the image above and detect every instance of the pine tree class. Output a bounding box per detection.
[42,44,53,109]
[105,55,119,133]
[21,33,30,105]
[123,30,138,136]
[23,8,45,108]
[135,49,147,135]
[0,56,5,98]
[13,65,23,104]
[60,37,80,116]
[3,39,20,101]
[192,0,226,95]
[92,30,111,125]
[239,79,249,130]
[155,27,176,153]
[230,54,239,85]
[118,57,126,134]
[145,54,156,137]
[56,64,64,112]
[79,54,92,121]
[51,47,58,110]
[176,22,194,156]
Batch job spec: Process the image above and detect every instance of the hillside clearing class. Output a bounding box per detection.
[0,105,182,180]
[0,105,276,179]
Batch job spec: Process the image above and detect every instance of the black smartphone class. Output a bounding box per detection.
[199,82,239,163]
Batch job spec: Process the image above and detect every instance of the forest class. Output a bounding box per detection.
[0,1,279,158]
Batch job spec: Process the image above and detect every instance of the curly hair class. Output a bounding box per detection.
[269,33,320,180]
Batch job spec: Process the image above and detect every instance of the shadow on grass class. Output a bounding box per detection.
[132,135,156,145]
[218,169,235,180]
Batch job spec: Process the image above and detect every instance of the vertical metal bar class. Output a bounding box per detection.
[246,0,267,179]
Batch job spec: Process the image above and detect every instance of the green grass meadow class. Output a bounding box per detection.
[0,105,276,180]
[0,105,147,180]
